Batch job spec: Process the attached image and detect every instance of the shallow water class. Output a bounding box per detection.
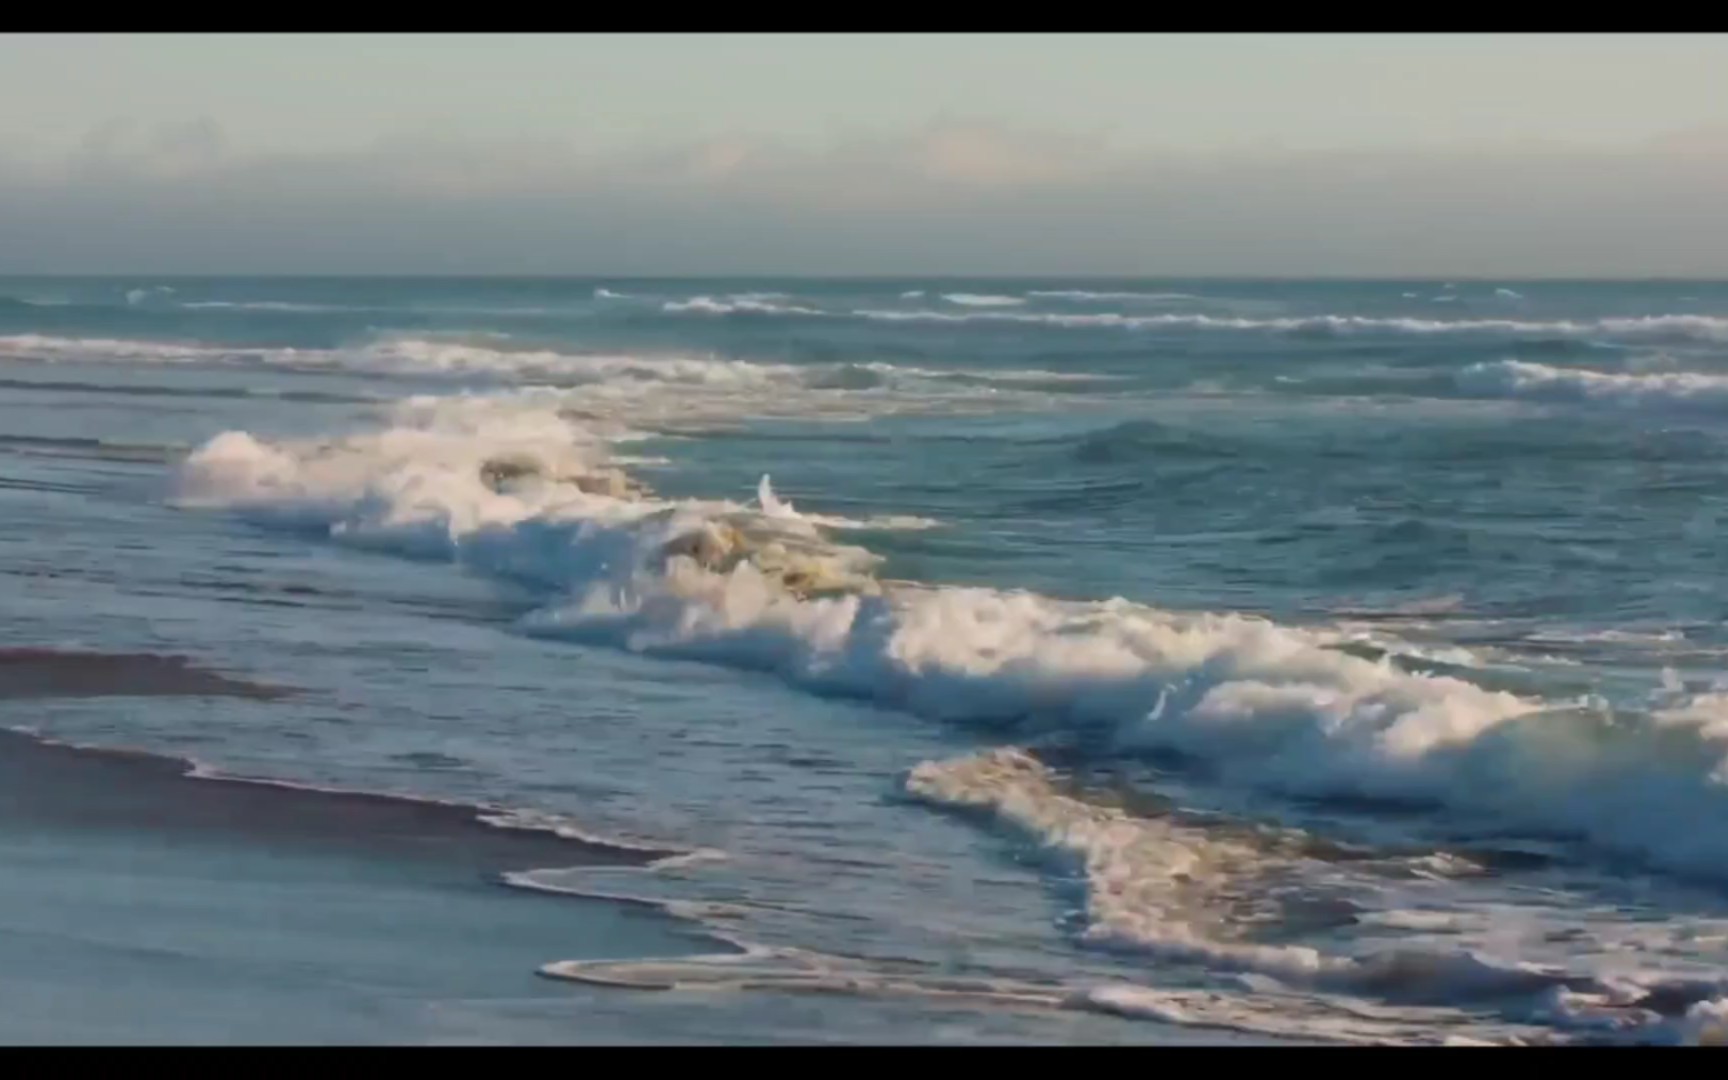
[4,276,1728,1044]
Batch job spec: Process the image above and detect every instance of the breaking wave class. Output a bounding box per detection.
[1459,360,1728,414]
[172,391,1728,889]
[0,334,1106,411]
[1026,290,1206,303]
[659,301,1728,343]
[906,746,1728,1044]
[660,295,826,317]
[847,310,1728,342]
[941,293,1026,307]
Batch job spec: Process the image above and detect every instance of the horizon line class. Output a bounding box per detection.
[6,272,1728,283]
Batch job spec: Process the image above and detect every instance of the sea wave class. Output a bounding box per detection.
[907,746,1728,1044]
[124,285,175,306]
[180,300,360,313]
[0,332,813,383]
[1458,360,1728,413]
[660,295,826,317]
[166,384,1728,1046]
[1027,290,1205,303]
[173,391,1728,888]
[0,333,1102,409]
[662,302,1728,342]
[941,293,1026,308]
[850,310,1728,342]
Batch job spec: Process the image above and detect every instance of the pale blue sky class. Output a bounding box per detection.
[2,34,1726,275]
[3,33,1726,156]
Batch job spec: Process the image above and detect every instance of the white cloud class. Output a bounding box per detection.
[1,118,1725,275]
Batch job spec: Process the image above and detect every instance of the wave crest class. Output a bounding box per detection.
[663,303,1728,343]
[173,390,1728,886]
[1459,359,1728,413]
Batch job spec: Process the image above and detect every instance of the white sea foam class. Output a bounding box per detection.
[352,340,803,386]
[180,299,579,318]
[906,749,1564,996]
[164,404,1697,835]
[849,309,1728,341]
[170,385,1728,1044]
[0,332,804,385]
[755,474,940,532]
[0,333,228,364]
[175,389,1728,885]
[904,746,1728,1041]
[729,291,792,303]
[180,300,355,313]
[1525,627,1688,648]
[941,293,1026,307]
[0,335,1101,418]
[907,747,1349,981]
[1459,359,1728,413]
[124,285,174,305]
[516,848,1454,1044]
[660,295,826,317]
[661,300,1728,342]
[1027,290,1204,303]
[175,395,899,601]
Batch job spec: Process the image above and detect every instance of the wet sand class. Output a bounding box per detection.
[0,648,289,701]
[0,650,710,1044]
[0,649,1245,1045]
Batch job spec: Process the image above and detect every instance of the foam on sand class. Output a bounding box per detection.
[906,746,1728,1043]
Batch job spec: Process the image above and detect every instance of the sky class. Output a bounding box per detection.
[2,33,1726,276]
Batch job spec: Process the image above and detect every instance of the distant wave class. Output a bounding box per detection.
[181,300,358,313]
[1027,290,1204,303]
[730,291,792,303]
[1069,418,1241,464]
[0,334,1103,434]
[124,286,175,306]
[0,333,230,364]
[661,295,826,317]
[0,333,816,385]
[179,299,579,318]
[852,310,1728,342]
[663,302,1728,342]
[1459,359,1728,412]
[940,293,1026,308]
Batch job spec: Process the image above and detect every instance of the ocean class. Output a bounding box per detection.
[3,275,1728,1044]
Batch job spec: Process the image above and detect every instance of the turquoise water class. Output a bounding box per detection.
[4,276,1728,1043]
